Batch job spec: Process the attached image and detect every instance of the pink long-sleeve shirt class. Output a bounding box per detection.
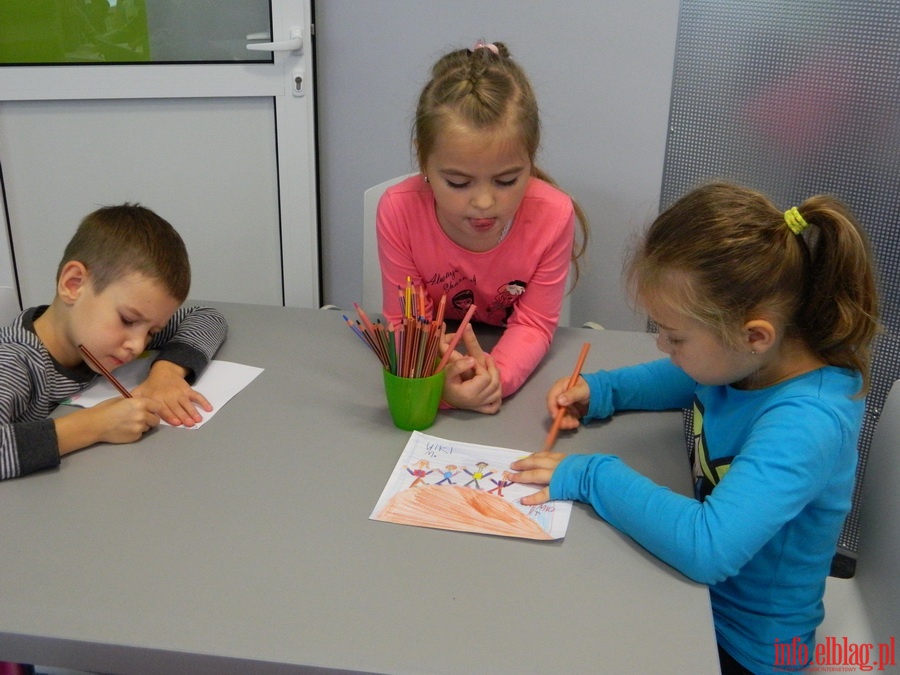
[376,174,575,396]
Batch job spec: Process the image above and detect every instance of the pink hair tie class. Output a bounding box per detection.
[472,39,499,55]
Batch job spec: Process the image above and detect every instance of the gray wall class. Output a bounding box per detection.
[315,0,680,330]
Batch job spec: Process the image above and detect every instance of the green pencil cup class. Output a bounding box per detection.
[382,368,445,431]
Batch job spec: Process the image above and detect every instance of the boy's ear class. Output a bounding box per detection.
[57,261,90,305]
[743,318,777,354]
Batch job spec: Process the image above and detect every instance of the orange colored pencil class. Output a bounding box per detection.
[417,284,427,319]
[541,342,591,453]
[435,293,447,327]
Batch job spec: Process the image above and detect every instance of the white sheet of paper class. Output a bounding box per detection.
[371,431,572,540]
[64,354,263,429]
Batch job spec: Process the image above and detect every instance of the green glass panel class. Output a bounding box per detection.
[0,0,272,64]
[0,0,151,63]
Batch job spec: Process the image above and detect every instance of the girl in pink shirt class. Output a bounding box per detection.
[377,40,589,414]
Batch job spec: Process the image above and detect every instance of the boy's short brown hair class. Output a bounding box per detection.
[57,204,191,302]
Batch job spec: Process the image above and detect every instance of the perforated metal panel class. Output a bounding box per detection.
[663,1,900,573]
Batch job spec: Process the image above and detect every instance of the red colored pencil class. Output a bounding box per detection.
[78,344,133,398]
[435,303,477,373]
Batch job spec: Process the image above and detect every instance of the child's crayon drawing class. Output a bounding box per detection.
[370,432,572,540]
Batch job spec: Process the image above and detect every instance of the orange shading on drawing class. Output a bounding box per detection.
[370,432,572,540]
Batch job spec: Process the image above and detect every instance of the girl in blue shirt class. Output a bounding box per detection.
[510,182,879,674]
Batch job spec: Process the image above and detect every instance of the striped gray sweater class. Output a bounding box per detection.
[1,305,228,480]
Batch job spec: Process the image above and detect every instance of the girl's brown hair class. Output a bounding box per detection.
[627,182,879,390]
[413,41,589,284]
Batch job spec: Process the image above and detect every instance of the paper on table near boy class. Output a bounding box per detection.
[64,351,263,429]
[371,431,572,540]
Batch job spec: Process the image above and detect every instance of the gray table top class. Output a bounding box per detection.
[0,303,718,674]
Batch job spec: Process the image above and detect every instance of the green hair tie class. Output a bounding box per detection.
[784,206,810,235]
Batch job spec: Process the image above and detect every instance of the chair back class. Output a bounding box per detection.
[832,332,900,574]
[855,379,900,646]
[362,174,416,314]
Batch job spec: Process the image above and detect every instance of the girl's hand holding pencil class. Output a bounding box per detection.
[507,343,591,502]
[542,343,592,448]
[545,374,591,431]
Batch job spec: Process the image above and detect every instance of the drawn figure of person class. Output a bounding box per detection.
[464,461,493,490]
[487,471,513,496]
[451,288,475,313]
[434,464,460,485]
[406,459,433,488]
[490,280,527,324]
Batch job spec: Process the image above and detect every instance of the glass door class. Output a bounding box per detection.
[0,0,317,308]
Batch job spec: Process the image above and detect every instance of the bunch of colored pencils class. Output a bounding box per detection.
[344,280,476,378]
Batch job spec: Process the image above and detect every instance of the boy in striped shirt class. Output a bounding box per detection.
[0,204,227,480]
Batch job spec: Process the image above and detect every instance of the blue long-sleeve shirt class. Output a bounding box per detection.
[550,358,861,673]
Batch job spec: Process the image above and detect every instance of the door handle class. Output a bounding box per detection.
[247,29,303,53]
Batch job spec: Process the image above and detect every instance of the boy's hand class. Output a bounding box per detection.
[508,451,565,505]
[547,375,590,430]
[92,397,163,443]
[440,325,502,414]
[132,360,213,427]
[56,397,162,455]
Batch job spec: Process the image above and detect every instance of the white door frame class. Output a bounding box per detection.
[0,0,318,307]
[0,190,20,320]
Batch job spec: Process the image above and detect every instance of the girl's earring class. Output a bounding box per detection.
[423,175,429,183]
